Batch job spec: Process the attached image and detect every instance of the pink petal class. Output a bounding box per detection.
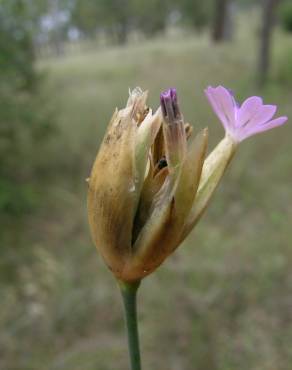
[205,87,229,131]
[257,105,277,125]
[241,116,288,140]
[205,86,236,132]
[237,96,263,128]
[246,104,277,127]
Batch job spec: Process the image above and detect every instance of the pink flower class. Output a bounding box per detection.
[205,85,288,142]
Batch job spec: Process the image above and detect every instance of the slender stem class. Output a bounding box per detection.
[118,280,142,370]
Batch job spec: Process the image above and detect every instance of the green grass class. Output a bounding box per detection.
[1,25,292,370]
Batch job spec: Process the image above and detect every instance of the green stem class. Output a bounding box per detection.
[119,280,142,370]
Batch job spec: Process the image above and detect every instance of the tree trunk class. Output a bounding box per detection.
[212,0,233,42]
[257,0,281,87]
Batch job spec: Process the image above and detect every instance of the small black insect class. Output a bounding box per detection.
[157,156,167,170]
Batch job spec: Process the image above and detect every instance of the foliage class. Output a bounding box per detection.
[177,0,213,30]
[72,0,133,43]
[131,0,169,37]
[72,0,169,43]
[0,0,54,218]
[279,0,292,33]
[71,0,211,42]
[71,0,101,37]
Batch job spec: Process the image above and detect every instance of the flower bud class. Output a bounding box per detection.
[87,88,209,282]
[160,88,187,175]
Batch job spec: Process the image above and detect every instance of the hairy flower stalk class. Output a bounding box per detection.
[87,85,287,370]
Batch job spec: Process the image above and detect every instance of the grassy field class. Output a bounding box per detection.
[1,23,292,370]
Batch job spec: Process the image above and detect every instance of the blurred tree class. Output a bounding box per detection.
[212,0,233,42]
[72,0,132,44]
[35,0,73,56]
[70,0,223,43]
[0,0,54,219]
[47,0,65,55]
[71,0,100,37]
[177,0,213,31]
[132,0,169,37]
[257,0,281,86]
[104,0,132,44]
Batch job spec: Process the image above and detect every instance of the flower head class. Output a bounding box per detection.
[88,86,288,283]
[87,87,208,282]
[205,85,287,142]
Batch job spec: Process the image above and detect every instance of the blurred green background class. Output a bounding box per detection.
[1,0,292,369]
